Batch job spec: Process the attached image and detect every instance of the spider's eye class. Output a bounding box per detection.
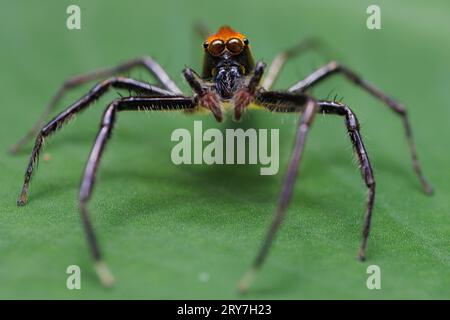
[203,41,209,49]
[208,39,225,56]
[226,38,244,55]
[243,38,249,45]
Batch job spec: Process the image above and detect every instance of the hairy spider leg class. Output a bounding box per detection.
[17,77,174,206]
[10,56,181,154]
[78,96,196,286]
[262,38,329,90]
[238,92,375,293]
[289,61,432,194]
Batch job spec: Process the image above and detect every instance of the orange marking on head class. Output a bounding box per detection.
[206,26,246,43]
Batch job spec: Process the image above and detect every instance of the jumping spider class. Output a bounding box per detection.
[12,25,432,292]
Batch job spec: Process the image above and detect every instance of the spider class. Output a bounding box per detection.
[13,25,433,293]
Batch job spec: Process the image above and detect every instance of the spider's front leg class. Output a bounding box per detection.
[238,91,376,293]
[17,77,174,206]
[238,92,319,293]
[78,96,197,286]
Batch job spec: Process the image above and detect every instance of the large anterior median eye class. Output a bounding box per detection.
[226,38,244,55]
[208,39,225,56]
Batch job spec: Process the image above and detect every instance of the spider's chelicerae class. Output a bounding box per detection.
[13,25,433,292]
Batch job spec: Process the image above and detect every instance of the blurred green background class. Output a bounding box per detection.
[0,0,449,299]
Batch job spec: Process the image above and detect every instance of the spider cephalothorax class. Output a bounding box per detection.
[202,26,254,78]
[12,24,432,293]
[201,26,255,100]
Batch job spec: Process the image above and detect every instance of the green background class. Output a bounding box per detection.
[0,0,449,299]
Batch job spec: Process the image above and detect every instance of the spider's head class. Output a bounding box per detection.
[201,26,255,81]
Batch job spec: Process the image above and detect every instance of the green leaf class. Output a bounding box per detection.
[0,0,449,299]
